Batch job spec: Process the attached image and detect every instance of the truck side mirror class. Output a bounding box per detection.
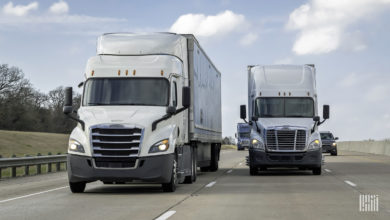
[323,105,330,119]
[313,116,320,122]
[235,133,237,138]
[251,116,258,121]
[63,87,73,115]
[166,106,176,115]
[240,105,246,120]
[335,137,339,140]
[182,86,190,108]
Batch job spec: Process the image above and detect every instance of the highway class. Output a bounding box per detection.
[0,150,389,220]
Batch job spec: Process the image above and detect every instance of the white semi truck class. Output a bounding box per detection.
[240,65,329,175]
[63,33,222,193]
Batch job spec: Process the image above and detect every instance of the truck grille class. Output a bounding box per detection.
[266,129,306,151]
[91,126,143,164]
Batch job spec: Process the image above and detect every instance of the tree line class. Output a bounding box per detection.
[0,64,80,133]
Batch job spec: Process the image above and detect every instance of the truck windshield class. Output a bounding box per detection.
[320,133,334,140]
[83,78,169,106]
[255,97,314,118]
[239,133,250,138]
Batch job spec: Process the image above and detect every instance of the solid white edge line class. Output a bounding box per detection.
[155,210,176,220]
[227,169,233,173]
[324,169,332,173]
[206,181,216,188]
[0,186,69,204]
[344,180,357,187]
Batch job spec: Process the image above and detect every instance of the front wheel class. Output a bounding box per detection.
[249,166,257,176]
[312,167,322,175]
[162,158,178,192]
[69,182,86,193]
[184,147,197,184]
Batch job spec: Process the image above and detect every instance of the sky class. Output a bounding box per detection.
[0,0,389,141]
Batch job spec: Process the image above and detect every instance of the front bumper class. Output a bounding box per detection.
[249,149,322,168]
[67,154,174,183]
[322,145,337,153]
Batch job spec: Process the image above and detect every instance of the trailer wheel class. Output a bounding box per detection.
[69,182,86,193]
[162,158,178,192]
[209,144,220,172]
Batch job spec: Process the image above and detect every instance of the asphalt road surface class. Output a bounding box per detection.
[1,150,389,220]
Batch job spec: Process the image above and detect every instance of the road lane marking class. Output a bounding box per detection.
[239,162,243,166]
[206,181,216,188]
[227,169,233,173]
[155,210,176,220]
[344,180,357,187]
[0,186,68,204]
[324,169,332,173]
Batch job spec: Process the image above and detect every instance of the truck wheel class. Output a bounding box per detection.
[162,159,178,192]
[331,150,337,156]
[184,147,197,183]
[209,144,220,172]
[312,167,322,175]
[69,182,86,193]
[250,166,257,176]
[200,167,209,172]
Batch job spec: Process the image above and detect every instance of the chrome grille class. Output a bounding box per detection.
[91,126,143,159]
[266,129,306,151]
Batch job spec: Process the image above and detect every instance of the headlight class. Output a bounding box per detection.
[68,139,85,153]
[307,139,320,151]
[251,139,265,150]
[149,139,169,153]
[332,142,337,147]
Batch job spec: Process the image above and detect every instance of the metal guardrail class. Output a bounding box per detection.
[0,155,67,179]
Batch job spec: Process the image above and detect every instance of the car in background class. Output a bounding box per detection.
[320,131,339,156]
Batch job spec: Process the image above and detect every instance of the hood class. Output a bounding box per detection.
[257,118,315,130]
[78,106,166,129]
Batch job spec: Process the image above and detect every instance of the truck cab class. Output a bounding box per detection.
[63,33,222,193]
[241,65,330,175]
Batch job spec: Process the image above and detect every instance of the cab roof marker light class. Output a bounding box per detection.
[284,92,286,96]
[126,70,128,76]
[278,92,281,96]
[259,92,262,96]
[307,92,310,96]
[289,92,291,96]
[133,69,136,75]
[161,70,164,76]
[118,70,121,76]
[91,70,94,76]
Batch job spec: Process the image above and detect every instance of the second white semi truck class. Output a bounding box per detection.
[63,33,222,192]
[241,65,329,175]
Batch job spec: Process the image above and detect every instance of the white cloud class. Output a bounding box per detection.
[239,33,258,46]
[170,10,247,37]
[49,1,69,14]
[2,1,38,16]
[287,0,390,55]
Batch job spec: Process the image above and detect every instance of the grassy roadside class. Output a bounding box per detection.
[0,130,69,158]
[221,145,237,150]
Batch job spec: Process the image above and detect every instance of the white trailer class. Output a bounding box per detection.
[240,65,330,175]
[63,33,222,193]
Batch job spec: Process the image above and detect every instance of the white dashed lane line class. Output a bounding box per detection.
[205,181,216,188]
[155,210,176,220]
[344,180,357,187]
[324,169,332,173]
[227,169,233,174]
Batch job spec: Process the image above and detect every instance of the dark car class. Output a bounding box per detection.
[320,131,339,156]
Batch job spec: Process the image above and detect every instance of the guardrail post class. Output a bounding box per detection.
[24,154,30,176]
[11,154,17,177]
[48,152,52,173]
[37,153,42,174]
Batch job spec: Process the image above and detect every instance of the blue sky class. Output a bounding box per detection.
[0,0,389,140]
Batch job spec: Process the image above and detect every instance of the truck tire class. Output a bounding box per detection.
[162,158,178,192]
[250,166,257,176]
[184,147,197,183]
[209,144,220,172]
[312,167,322,175]
[69,182,86,193]
[331,150,337,156]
